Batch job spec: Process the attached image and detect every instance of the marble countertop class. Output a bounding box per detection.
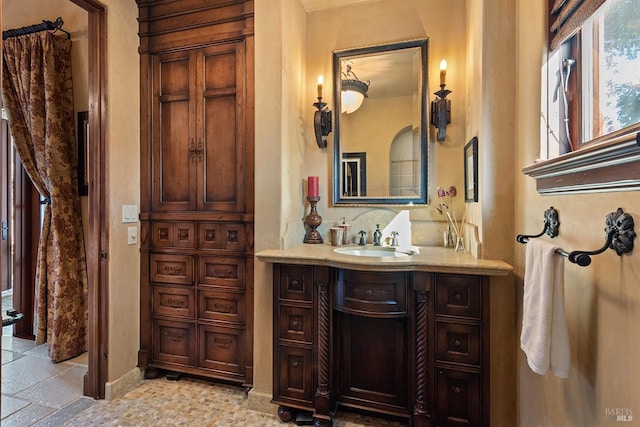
[256,244,513,276]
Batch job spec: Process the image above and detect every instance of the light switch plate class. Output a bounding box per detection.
[122,205,138,223]
[128,226,137,245]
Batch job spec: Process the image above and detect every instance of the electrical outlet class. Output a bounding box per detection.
[128,226,137,245]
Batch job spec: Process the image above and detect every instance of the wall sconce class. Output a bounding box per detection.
[431,59,451,142]
[313,75,332,148]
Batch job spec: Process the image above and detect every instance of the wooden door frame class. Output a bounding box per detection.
[69,0,108,399]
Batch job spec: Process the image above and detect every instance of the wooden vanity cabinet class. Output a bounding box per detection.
[138,1,254,388]
[272,265,490,427]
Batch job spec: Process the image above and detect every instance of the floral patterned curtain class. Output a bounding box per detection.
[2,32,88,362]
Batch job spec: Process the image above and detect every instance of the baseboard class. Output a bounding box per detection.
[247,389,278,416]
[104,367,143,400]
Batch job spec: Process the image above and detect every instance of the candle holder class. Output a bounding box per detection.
[304,196,323,244]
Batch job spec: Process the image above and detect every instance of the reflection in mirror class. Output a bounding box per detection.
[333,39,428,205]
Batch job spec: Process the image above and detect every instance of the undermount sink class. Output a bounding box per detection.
[333,246,417,258]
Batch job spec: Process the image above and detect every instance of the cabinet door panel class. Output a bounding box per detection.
[198,256,245,289]
[198,44,245,212]
[198,289,245,323]
[436,369,482,427]
[198,324,245,376]
[152,319,196,366]
[153,285,195,318]
[276,345,314,404]
[152,222,195,248]
[150,254,193,285]
[338,314,408,411]
[152,52,197,211]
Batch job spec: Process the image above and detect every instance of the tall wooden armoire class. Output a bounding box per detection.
[137,0,255,388]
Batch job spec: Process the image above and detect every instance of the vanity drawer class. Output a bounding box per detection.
[277,304,314,343]
[435,274,482,319]
[435,321,482,367]
[277,265,315,302]
[198,289,245,323]
[152,285,195,318]
[335,270,409,316]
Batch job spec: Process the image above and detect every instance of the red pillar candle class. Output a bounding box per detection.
[308,176,319,197]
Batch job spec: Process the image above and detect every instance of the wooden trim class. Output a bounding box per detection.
[523,128,640,194]
[70,0,108,400]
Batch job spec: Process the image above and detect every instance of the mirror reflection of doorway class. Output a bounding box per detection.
[341,152,367,197]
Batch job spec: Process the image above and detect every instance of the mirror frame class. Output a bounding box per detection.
[332,38,429,205]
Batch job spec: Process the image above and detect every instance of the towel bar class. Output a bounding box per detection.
[516,207,635,267]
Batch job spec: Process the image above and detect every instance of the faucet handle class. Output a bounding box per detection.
[358,230,367,245]
[390,231,399,247]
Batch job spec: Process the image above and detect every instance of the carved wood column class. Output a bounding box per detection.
[414,272,432,427]
[314,280,332,426]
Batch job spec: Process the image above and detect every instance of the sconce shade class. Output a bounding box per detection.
[341,65,369,114]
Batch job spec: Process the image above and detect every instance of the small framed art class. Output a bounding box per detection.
[464,136,478,202]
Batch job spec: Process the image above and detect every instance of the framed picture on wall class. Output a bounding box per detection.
[77,111,89,196]
[464,136,478,202]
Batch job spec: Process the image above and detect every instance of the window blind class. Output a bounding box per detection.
[549,0,606,50]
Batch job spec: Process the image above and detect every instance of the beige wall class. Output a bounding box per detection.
[515,1,640,426]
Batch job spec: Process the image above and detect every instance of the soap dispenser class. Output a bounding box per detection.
[373,224,382,246]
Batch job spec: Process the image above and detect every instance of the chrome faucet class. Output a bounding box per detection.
[390,231,399,247]
[373,224,382,246]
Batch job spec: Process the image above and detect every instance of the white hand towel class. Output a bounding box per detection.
[520,239,570,378]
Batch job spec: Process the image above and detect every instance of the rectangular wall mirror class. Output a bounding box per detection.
[332,38,429,205]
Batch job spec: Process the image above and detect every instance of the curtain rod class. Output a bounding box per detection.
[2,17,70,41]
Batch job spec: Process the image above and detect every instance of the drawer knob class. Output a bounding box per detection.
[453,291,462,301]
[452,338,462,347]
[452,385,463,394]
[291,279,299,286]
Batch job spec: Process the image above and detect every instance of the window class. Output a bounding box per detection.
[526,0,640,194]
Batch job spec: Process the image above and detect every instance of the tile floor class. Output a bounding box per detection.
[2,290,406,426]
[2,289,94,426]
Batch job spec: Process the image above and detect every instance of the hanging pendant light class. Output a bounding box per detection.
[341,64,369,114]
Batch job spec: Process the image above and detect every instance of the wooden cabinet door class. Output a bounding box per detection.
[197,43,246,212]
[152,43,247,213]
[151,51,198,211]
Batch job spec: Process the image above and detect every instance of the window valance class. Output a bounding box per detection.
[549,0,605,50]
